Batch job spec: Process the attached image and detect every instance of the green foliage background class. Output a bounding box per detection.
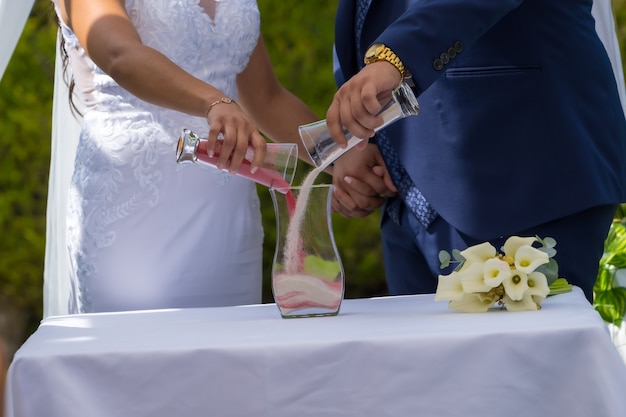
[2,0,626,346]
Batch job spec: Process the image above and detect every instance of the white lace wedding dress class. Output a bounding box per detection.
[52,0,264,313]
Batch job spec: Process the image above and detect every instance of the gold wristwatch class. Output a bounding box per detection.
[364,43,410,79]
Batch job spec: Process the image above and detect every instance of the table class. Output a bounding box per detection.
[5,288,626,417]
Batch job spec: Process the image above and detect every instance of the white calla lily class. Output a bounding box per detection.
[459,262,492,293]
[503,293,539,311]
[502,236,537,258]
[459,242,496,271]
[514,245,549,274]
[502,270,529,301]
[449,293,494,313]
[526,271,550,302]
[435,271,464,301]
[482,258,511,288]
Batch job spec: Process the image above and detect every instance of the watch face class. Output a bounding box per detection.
[365,43,384,62]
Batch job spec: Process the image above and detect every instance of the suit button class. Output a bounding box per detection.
[440,53,450,64]
[447,47,457,58]
[433,59,444,70]
[454,41,463,52]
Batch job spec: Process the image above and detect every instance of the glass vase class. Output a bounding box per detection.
[270,184,344,318]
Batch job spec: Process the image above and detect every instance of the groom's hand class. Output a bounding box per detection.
[326,62,402,149]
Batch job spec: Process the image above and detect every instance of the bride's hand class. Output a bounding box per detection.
[205,99,267,174]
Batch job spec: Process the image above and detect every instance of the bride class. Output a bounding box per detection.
[47,0,318,314]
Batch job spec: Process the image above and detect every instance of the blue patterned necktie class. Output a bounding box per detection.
[354,0,438,228]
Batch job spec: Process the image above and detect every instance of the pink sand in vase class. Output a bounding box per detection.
[272,272,343,315]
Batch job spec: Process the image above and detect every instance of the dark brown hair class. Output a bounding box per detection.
[54,9,82,117]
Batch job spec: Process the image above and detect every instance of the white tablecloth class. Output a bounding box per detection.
[5,288,626,417]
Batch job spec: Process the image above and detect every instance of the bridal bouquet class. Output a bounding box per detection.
[435,236,566,312]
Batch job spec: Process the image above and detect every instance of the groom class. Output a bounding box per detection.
[327,0,626,302]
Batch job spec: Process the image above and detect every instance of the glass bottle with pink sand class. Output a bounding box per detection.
[270,183,344,318]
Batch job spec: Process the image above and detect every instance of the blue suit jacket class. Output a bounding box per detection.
[334,0,626,239]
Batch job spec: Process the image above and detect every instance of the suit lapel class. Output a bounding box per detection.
[335,0,357,84]
[356,0,373,47]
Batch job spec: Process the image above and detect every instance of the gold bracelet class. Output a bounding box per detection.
[205,97,233,118]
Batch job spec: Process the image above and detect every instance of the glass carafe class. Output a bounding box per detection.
[299,81,420,170]
[176,128,297,193]
[270,184,344,318]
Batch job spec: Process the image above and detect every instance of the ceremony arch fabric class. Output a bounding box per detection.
[43,35,82,318]
[0,0,34,80]
[594,0,626,114]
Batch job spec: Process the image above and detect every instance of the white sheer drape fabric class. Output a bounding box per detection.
[43,36,82,318]
[593,0,626,114]
[0,0,34,80]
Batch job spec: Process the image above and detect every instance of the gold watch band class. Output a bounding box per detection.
[364,44,409,79]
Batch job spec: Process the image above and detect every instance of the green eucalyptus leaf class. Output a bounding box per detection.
[535,236,557,258]
[438,250,451,269]
[451,249,464,262]
[536,258,559,285]
[451,249,466,271]
[539,246,557,258]
[541,236,557,249]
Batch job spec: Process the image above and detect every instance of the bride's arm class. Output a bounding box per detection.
[236,36,320,164]
[57,0,267,173]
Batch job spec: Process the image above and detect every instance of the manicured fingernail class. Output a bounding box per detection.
[208,150,214,158]
[250,166,258,174]
[344,176,352,184]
